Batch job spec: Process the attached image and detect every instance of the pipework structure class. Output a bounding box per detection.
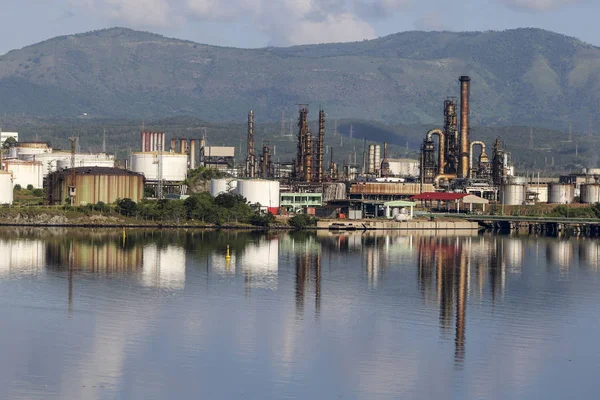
[246,110,256,178]
[293,105,325,183]
[420,76,478,186]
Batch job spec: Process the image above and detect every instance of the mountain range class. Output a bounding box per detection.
[0,27,599,132]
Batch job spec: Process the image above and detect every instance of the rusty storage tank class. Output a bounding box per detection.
[46,167,144,206]
[16,142,52,160]
[548,183,574,204]
[499,184,526,205]
[580,184,600,204]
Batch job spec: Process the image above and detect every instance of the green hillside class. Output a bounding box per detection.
[1,27,599,132]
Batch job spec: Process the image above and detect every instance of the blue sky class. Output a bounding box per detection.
[0,0,597,54]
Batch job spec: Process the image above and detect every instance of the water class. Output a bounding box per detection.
[1,228,600,400]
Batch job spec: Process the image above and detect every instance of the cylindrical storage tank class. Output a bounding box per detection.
[2,160,43,189]
[374,145,381,173]
[57,157,115,171]
[548,183,574,204]
[500,184,526,206]
[209,178,238,197]
[368,145,375,173]
[0,172,13,204]
[580,184,600,204]
[508,176,528,185]
[8,147,17,159]
[16,142,52,159]
[235,179,280,208]
[130,152,188,182]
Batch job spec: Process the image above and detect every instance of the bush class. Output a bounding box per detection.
[14,184,22,191]
[289,214,317,229]
[26,184,34,191]
[250,212,275,227]
[32,189,44,197]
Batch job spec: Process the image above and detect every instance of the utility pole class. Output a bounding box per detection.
[103,129,106,153]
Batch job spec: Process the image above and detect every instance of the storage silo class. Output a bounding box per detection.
[130,152,188,182]
[368,145,375,174]
[580,184,600,204]
[0,172,13,204]
[499,184,526,206]
[374,145,381,174]
[2,160,43,189]
[235,179,280,210]
[209,178,238,197]
[548,183,574,204]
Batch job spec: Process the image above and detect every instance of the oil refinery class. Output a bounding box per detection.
[0,74,597,216]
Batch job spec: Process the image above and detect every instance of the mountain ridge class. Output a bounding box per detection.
[1,27,599,131]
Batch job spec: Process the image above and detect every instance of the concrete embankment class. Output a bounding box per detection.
[317,219,479,231]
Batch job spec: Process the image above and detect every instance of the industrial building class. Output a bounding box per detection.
[45,167,144,206]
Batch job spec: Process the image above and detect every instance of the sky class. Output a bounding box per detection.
[0,0,598,54]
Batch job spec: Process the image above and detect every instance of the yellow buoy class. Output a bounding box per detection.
[225,244,231,260]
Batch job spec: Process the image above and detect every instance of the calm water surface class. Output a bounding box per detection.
[1,228,600,399]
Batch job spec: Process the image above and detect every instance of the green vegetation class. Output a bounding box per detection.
[0,27,598,132]
[289,214,318,229]
[13,185,45,206]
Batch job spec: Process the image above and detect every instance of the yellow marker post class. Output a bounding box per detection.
[225,245,231,260]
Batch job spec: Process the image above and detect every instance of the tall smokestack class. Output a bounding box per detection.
[180,139,187,155]
[141,131,146,152]
[305,128,312,182]
[459,76,471,179]
[317,109,325,183]
[247,110,255,178]
[170,138,177,153]
[190,139,196,169]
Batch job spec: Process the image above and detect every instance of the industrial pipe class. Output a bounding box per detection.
[426,128,445,176]
[434,174,458,186]
[469,141,486,175]
[459,76,471,178]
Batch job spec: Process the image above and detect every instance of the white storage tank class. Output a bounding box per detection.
[16,142,52,160]
[0,172,14,204]
[130,152,188,182]
[580,184,600,204]
[387,158,420,177]
[57,158,115,171]
[2,160,43,189]
[548,183,574,204]
[500,184,526,206]
[236,179,280,209]
[210,178,238,197]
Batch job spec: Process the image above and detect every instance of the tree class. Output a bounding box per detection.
[115,198,138,217]
[2,137,16,149]
[289,214,317,229]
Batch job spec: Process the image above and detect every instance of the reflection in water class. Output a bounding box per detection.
[142,245,186,290]
[0,238,45,278]
[242,237,279,291]
[3,228,600,400]
[287,234,321,317]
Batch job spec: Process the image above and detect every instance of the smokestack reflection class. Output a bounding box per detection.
[294,238,322,318]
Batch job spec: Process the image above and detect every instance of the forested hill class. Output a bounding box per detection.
[0,27,599,131]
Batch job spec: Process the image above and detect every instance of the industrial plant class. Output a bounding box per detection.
[0,75,598,220]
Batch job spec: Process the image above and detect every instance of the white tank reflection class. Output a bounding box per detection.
[578,241,600,268]
[240,238,279,290]
[501,237,524,274]
[0,239,45,278]
[546,241,574,274]
[141,245,186,290]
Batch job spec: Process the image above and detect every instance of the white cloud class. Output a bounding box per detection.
[71,0,176,26]
[71,0,409,45]
[499,0,584,11]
